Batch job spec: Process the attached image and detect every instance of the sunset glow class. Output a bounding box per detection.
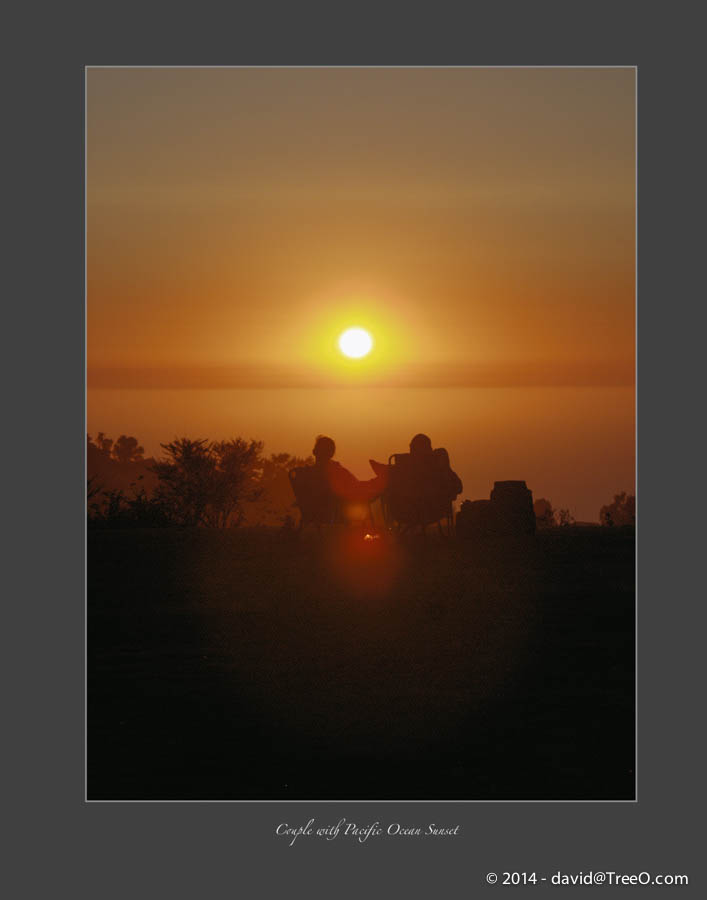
[87,67,635,521]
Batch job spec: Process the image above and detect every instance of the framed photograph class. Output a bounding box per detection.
[86,66,635,803]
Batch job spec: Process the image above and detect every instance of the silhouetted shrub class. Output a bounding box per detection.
[150,437,264,527]
[88,484,174,528]
[600,492,635,527]
[534,498,575,528]
[88,433,309,528]
[555,508,575,528]
[534,498,555,529]
[112,435,145,464]
[87,433,158,498]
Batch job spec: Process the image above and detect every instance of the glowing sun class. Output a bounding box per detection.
[338,327,373,358]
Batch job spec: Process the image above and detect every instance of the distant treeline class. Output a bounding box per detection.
[532,493,634,529]
[87,433,311,528]
[87,433,635,529]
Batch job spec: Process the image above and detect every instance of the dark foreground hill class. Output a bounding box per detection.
[88,526,634,800]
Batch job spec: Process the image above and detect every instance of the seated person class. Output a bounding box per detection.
[369,433,462,514]
[409,431,434,465]
[408,432,463,504]
[312,435,385,503]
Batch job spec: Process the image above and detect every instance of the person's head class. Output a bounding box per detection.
[409,433,433,456]
[313,435,336,462]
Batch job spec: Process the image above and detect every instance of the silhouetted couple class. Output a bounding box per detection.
[311,432,462,506]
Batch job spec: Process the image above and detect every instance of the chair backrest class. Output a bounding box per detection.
[288,465,338,525]
[384,450,458,527]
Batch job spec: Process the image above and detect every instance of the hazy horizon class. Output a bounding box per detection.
[88,384,634,523]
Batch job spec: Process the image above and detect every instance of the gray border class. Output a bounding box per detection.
[11,8,703,896]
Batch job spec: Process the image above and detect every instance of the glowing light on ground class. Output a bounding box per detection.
[338,328,373,359]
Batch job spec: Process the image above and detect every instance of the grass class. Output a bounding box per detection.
[88,525,635,800]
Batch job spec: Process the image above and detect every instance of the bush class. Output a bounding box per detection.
[150,437,264,527]
[600,492,635,527]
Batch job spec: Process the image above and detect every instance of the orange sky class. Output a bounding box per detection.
[88,67,634,387]
[87,68,634,520]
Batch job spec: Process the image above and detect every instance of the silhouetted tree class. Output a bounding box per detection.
[600,492,635,527]
[534,497,575,528]
[555,508,575,527]
[88,432,158,502]
[205,439,264,527]
[87,434,100,464]
[87,483,174,528]
[534,498,555,529]
[95,432,114,456]
[103,488,127,521]
[112,434,145,464]
[151,437,264,527]
[87,476,104,521]
[87,476,102,501]
[87,431,316,527]
[124,488,173,527]
[151,439,214,526]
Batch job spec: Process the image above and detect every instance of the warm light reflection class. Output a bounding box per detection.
[343,501,371,521]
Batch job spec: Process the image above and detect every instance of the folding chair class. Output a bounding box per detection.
[288,466,340,533]
[381,452,456,536]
